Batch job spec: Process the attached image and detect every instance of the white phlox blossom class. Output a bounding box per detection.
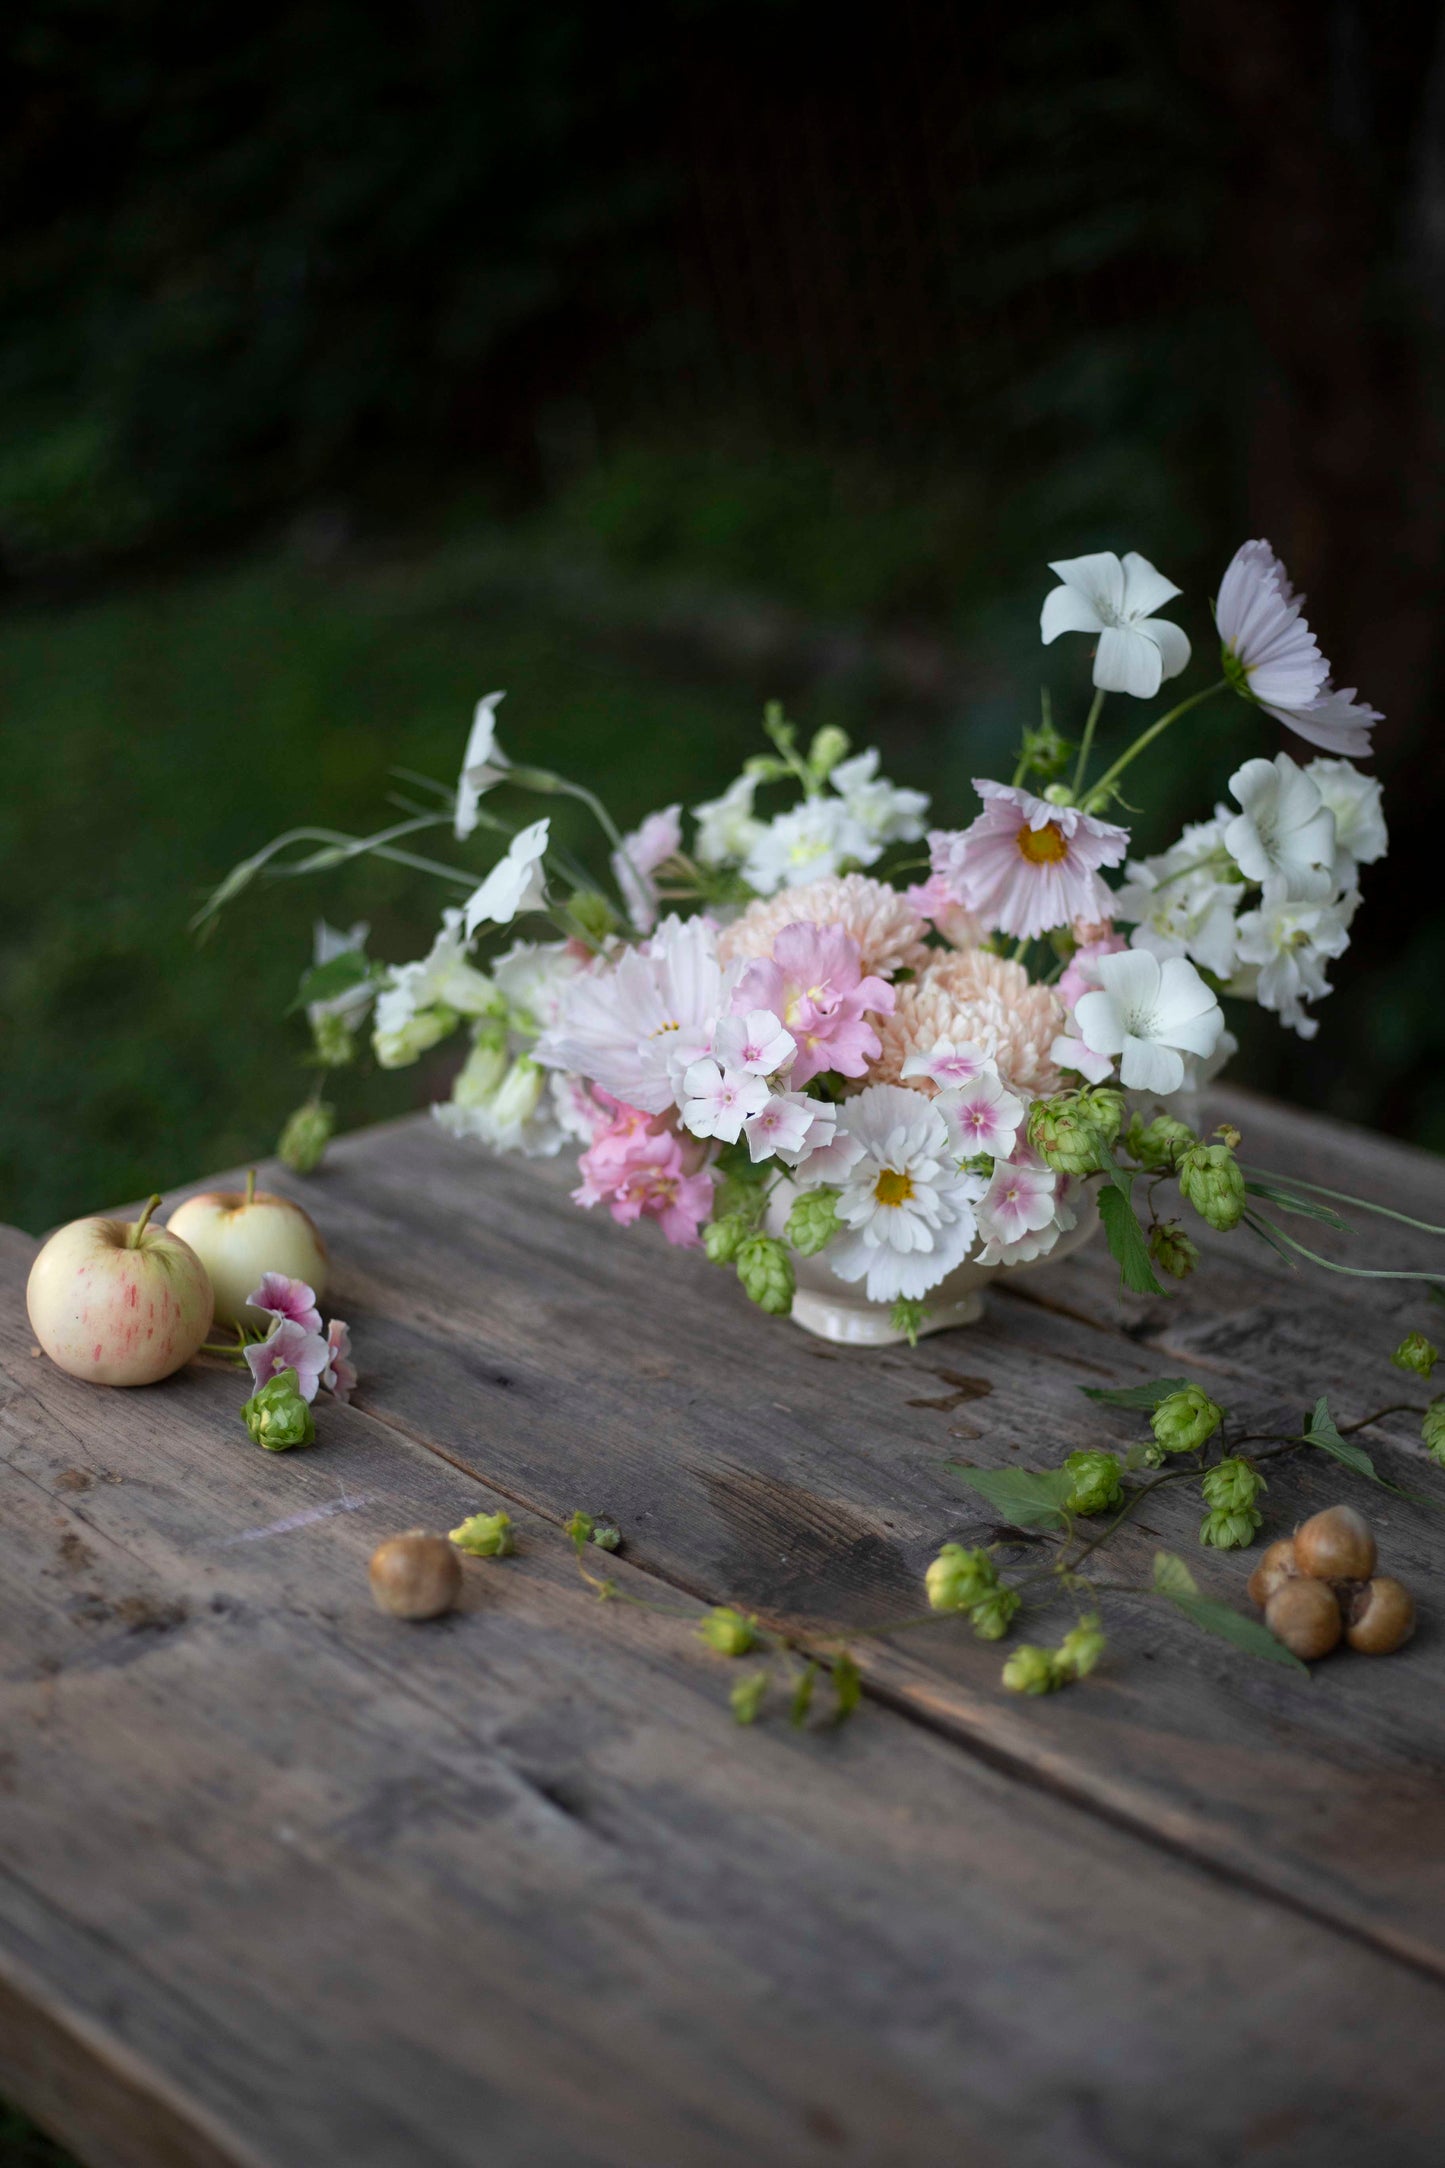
[1073,948,1226,1096]
[1114,818,1243,980]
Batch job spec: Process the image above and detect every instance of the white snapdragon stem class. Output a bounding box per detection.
[1082,679,1228,812]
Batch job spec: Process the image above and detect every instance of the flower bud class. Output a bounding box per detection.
[704,1213,750,1266]
[310,1012,356,1068]
[1056,1614,1106,1679]
[1002,1644,1061,1695]
[591,1523,622,1553]
[568,889,620,945]
[783,1186,842,1258]
[925,1543,997,1613]
[736,1234,795,1316]
[970,1585,1022,1641]
[1150,1384,1224,1455]
[1200,1455,1264,1514]
[1423,1398,1445,1466]
[1199,1504,1262,1549]
[698,1606,759,1656]
[1124,1112,1197,1171]
[373,1002,459,1069]
[240,1367,316,1451]
[1392,1331,1439,1380]
[449,1510,515,1557]
[1148,1220,1199,1280]
[1061,1449,1124,1517]
[451,1027,510,1108]
[807,724,851,781]
[278,1099,336,1175]
[1178,1142,1245,1231]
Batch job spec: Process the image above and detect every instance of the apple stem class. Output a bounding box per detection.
[245,1168,257,1206]
[128,1195,162,1248]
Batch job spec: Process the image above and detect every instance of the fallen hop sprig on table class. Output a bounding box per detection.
[240,1367,316,1451]
[450,1510,515,1557]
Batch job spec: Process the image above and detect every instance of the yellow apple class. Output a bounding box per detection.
[27,1197,214,1387]
[167,1176,329,1328]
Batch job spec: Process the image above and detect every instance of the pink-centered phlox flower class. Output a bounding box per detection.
[742,1090,837,1167]
[247,1273,323,1334]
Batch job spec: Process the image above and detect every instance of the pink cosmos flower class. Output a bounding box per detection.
[734,922,894,1087]
[248,1273,323,1334]
[1216,540,1380,758]
[934,783,1129,942]
[936,1070,1025,1160]
[611,804,683,934]
[322,1320,357,1403]
[1057,933,1128,1016]
[742,1090,837,1166]
[679,1058,770,1143]
[245,1317,331,1402]
[900,1038,994,1090]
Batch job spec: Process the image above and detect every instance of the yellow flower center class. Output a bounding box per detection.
[874,1168,915,1208]
[1017,820,1069,865]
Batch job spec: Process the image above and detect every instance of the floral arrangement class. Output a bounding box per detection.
[206,538,1396,1339]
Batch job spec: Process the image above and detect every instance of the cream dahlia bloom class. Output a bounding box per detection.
[717,873,932,978]
[870,950,1065,1101]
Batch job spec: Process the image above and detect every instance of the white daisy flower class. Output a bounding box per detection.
[1040,549,1191,699]
[826,1084,986,1303]
[1073,948,1225,1097]
[1223,754,1335,899]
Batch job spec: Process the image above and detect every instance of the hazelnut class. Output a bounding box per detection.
[1344,1576,1416,1655]
[1292,1504,1377,1584]
[1247,1537,1298,1610]
[1265,1576,1343,1660]
[369,1531,461,1620]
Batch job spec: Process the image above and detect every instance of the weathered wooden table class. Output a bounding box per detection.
[3,1088,1445,2167]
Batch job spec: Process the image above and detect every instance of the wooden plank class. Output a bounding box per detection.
[201,1107,1445,1983]
[7,1226,1445,2166]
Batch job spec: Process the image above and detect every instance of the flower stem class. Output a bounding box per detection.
[1240,1165,1445,1238]
[127,1195,161,1247]
[1071,689,1106,797]
[1082,679,1228,811]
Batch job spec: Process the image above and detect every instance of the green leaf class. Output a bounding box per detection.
[1301,1395,1380,1484]
[789,1661,819,1728]
[944,1463,1076,1528]
[289,950,371,1013]
[832,1649,862,1724]
[1242,1180,1350,1232]
[1163,1591,1308,1672]
[1097,1173,1166,1297]
[1081,1376,1194,1411]
[729,1673,768,1725]
[1151,1550,1198,1598]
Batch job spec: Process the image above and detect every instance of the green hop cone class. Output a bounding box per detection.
[1199,1504,1263,1549]
[1002,1644,1061,1695]
[784,1186,842,1258]
[1201,1456,1264,1514]
[240,1367,315,1452]
[704,1213,750,1265]
[1076,1086,1125,1150]
[591,1523,622,1553]
[925,1543,998,1613]
[1125,1112,1197,1172]
[1056,1615,1106,1680]
[1151,1384,1225,1455]
[1178,1142,1246,1232]
[1027,1096,1110,1176]
[1148,1220,1199,1280]
[1062,1449,1125,1517]
[1393,1331,1439,1380]
[736,1234,795,1316]
[1422,1399,1445,1467]
[449,1511,514,1557]
[698,1606,759,1657]
[970,1585,1022,1641]
[278,1100,335,1174]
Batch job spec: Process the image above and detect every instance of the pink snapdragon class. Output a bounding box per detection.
[734,922,894,1087]
[934,782,1129,942]
[248,1273,323,1334]
[245,1317,331,1402]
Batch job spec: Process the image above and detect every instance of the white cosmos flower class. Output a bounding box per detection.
[463,819,551,935]
[536,914,736,1115]
[1223,754,1335,899]
[1040,550,1191,699]
[1215,540,1381,757]
[455,691,509,839]
[1233,878,1356,1039]
[692,773,765,867]
[829,749,930,851]
[743,1090,836,1166]
[741,796,874,895]
[1114,817,1243,979]
[1305,758,1387,884]
[1074,948,1225,1096]
[826,1084,986,1303]
[680,1058,770,1144]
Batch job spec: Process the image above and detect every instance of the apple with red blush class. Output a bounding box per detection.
[27,1196,214,1387]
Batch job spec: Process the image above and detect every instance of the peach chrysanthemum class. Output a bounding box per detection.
[717,874,931,978]
[869,950,1065,1101]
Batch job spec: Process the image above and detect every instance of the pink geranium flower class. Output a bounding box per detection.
[322,1320,357,1403]
[734,923,894,1087]
[248,1273,323,1333]
[573,1106,713,1247]
[935,782,1129,942]
[245,1317,331,1402]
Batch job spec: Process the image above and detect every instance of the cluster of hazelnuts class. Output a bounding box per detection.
[1247,1504,1416,1660]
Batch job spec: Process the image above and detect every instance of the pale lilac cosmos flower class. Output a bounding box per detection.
[248,1274,323,1333]
[680,1057,770,1143]
[611,804,682,935]
[742,1090,836,1166]
[245,1318,331,1403]
[734,922,894,1087]
[935,782,1128,942]
[1216,540,1380,758]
